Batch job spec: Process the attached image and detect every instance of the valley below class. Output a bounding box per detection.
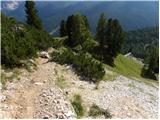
[0,56,158,119]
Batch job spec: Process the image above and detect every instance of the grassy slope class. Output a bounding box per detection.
[105,54,158,85]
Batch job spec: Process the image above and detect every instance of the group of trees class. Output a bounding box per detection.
[141,46,159,80]
[122,27,159,59]
[96,13,125,65]
[121,27,159,80]
[59,13,125,66]
[56,12,125,81]
[59,13,158,80]
[2,0,158,80]
[60,13,92,51]
[58,13,105,81]
[52,48,105,81]
[2,1,53,67]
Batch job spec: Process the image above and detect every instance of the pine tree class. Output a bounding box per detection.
[66,15,75,46]
[147,46,159,73]
[82,15,90,30]
[66,13,92,48]
[141,46,159,80]
[96,13,107,46]
[95,13,125,65]
[60,20,67,37]
[25,1,43,29]
[106,19,125,58]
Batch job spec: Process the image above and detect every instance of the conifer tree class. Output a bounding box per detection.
[66,15,75,45]
[96,13,107,46]
[25,0,43,29]
[105,19,125,58]
[82,15,90,30]
[141,46,159,80]
[66,13,91,48]
[147,46,159,73]
[60,20,67,37]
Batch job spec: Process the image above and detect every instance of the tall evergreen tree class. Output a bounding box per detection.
[96,13,107,46]
[66,13,92,48]
[66,15,75,46]
[25,0,43,29]
[96,15,125,66]
[82,15,90,30]
[104,18,125,65]
[60,20,67,37]
[141,46,159,80]
[147,46,159,73]
[105,19,125,57]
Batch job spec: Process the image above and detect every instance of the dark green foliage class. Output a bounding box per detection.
[73,52,105,81]
[66,15,76,46]
[59,20,67,37]
[89,104,104,117]
[82,15,90,29]
[95,14,125,66]
[66,13,92,49]
[105,19,125,64]
[1,13,53,68]
[25,1,43,29]
[52,47,105,81]
[122,27,159,59]
[52,37,67,48]
[1,13,36,67]
[71,94,85,118]
[141,46,159,80]
[52,47,74,64]
[89,104,112,118]
[28,26,53,50]
[96,13,107,46]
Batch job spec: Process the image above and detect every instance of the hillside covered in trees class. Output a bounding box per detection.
[1,1,53,68]
[1,0,159,81]
[122,27,159,59]
[1,1,159,119]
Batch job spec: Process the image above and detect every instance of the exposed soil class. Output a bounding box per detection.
[0,57,159,119]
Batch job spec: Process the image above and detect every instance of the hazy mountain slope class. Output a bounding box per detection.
[2,1,158,34]
[122,27,159,59]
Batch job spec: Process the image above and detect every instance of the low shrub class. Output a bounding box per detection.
[51,47,105,82]
[89,104,103,117]
[73,52,105,81]
[89,104,112,118]
[71,94,85,118]
[55,76,66,89]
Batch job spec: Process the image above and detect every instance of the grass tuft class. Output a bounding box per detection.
[89,104,112,118]
[71,94,85,118]
[55,76,66,89]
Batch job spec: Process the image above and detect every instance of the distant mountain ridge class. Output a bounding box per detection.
[2,1,159,35]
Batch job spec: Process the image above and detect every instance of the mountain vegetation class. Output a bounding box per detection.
[25,1,43,30]
[122,27,159,59]
[1,1,53,68]
[141,46,159,80]
[2,1,158,33]
[59,20,67,37]
[95,13,125,66]
[1,0,159,82]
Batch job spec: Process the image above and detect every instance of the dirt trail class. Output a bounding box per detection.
[0,58,75,119]
[0,57,158,119]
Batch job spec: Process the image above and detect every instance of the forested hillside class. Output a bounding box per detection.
[2,1,158,33]
[1,11,53,67]
[1,1,159,119]
[122,27,159,59]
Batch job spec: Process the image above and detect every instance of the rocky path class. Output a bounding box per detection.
[0,58,75,119]
[47,62,159,119]
[0,57,159,119]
